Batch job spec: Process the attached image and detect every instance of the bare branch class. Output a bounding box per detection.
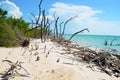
[31,13,38,24]
[61,16,78,38]
[52,11,60,38]
[110,37,116,46]
[29,17,34,29]
[69,28,89,41]
[55,17,59,37]
[36,0,42,24]
[27,0,43,32]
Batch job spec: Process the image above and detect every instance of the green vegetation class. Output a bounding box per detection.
[0,8,41,47]
[0,6,53,47]
[0,21,19,47]
[25,29,42,38]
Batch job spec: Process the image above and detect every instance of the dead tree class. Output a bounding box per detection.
[55,17,59,38]
[45,18,52,40]
[53,11,60,38]
[27,0,52,42]
[69,28,89,41]
[110,37,116,46]
[42,10,47,42]
[61,16,77,38]
[28,0,43,37]
[59,22,64,38]
[29,0,42,30]
[104,40,108,46]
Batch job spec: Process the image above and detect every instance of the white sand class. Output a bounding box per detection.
[0,39,119,80]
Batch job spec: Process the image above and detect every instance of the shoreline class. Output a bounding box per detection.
[0,39,120,80]
[64,34,120,53]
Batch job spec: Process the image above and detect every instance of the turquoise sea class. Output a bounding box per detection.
[64,34,120,53]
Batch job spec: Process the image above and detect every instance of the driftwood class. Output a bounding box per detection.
[0,60,30,80]
[35,56,40,61]
[57,37,120,77]
[78,49,120,77]
[110,37,116,46]
[23,0,120,77]
[104,37,120,46]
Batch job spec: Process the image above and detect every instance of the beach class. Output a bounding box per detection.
[0,39,119,80]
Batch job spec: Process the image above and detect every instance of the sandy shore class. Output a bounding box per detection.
[0,39,119,80]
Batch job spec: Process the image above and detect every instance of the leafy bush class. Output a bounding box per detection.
[0,8,31,47]
[0,21,19,47]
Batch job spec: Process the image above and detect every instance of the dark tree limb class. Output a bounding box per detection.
[61,16,77,38]
[27,0,43,32]
[59,22,64,38]
[69,28,89,41]
[55,17,59,37]
[110,37,116,46]
[53,11,60,38]
[31,13,38,24]
[104,40,108,46]
[36,0,42,24]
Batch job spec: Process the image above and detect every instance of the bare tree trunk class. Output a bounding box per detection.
[61,16,77,38]
[53,26,56,38]
[55,17,59,38]
[46,20,53,40]
[59,22,64,38]
[104,40,108,46]
[110,37,116,46]
[40,15,44,42]
[42,10,46,42]
[37,0,42,24]
[53,12,59,38]
[69,28,89,41]
[28,0,42,31]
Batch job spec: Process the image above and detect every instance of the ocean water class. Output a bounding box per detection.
[64,34,120,53]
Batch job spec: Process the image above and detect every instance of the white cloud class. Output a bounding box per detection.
[48,2,120,35]
[49,2,101,18]
[0,0,22,18]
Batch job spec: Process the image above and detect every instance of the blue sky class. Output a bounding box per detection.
[0,0,120,36]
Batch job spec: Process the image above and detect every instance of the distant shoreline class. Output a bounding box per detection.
[63,34,120,53]
[64,33,120,37]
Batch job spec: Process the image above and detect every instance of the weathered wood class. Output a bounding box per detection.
[110,37,116,46]
[0,60,30,80]
[58,37,120,77]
